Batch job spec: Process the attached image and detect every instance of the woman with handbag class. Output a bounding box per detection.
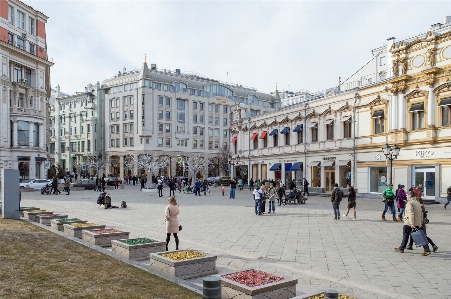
[165,196,180,251]
[343,186,357,220]
[406,197,438,252]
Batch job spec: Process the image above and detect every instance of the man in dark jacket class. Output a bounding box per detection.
[230,179,237,199]
[303,178,310,196]
[168,180,176,196]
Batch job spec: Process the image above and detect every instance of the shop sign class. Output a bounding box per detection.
[279,159,297,162]
[322,157,336,160]
[216,97,228,104]
[415,150,434,158]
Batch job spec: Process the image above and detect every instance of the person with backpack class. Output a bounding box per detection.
[330,183,343,220]
[277,183,286,206]
[343,185,357,220]
[396,185,407,220]
[382,184,398,221]
[445,185,451,209]
[303,178,310,196]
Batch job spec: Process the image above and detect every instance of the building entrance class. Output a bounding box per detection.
[414,167,435,199]
[325,167,335,192]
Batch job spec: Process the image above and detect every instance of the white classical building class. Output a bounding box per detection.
[48,83,104,175]
[0,0,52,182]
[101,59,280,177]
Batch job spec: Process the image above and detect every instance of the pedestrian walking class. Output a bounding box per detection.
[394,194,432,256]
[406,196,438,252]
[202,180,208,195]
[268,183,276,213]
[303,178,310,196]
[330,183,343,220]
[194,179,201,196]
[169,179,176,196]
[396,185,407,220]
[382,184,398,221]
[157,177,163,196]
[253,186,263,215]
[277,183,286,206]
[101,177,106,192]
[114,177,119,189]
[238,178,244,191]
[260,185,266,214]
[343,185,357,220]
[249,178,254,191]
[64,179,71,195]
[165,196,180,251]
[221,185,225,196]
[229,179,237,199]
[445,185,451,209]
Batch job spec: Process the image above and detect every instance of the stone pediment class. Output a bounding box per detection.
[433,82,451,96]
[319,106,332,116]
[269,118,278,126]
[305,109,316,118]
[292,113,303,122]
[337,102,351,112]
[279,116,290,124]
[257,121,267,129]
[405,89,428,100]
[249,124,257,130]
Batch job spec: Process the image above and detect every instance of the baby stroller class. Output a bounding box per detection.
[184,185,193,193]
[41,183,53,195]
[285,188,307,204]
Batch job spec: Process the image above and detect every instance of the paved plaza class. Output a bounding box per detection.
[18,185,451,299]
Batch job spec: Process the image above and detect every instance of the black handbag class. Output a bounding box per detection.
[179,225,182,231]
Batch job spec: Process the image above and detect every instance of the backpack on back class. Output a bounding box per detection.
[121,201,127,208]
[334,189,343,202]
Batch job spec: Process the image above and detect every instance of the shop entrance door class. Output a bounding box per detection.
[325,169,335,192]
[414,167,435,199]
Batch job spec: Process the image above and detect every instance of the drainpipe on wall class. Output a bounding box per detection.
[353,93,359,187]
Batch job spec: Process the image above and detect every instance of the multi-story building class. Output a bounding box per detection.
[48,83,104,175]
[0,0,52,181]
[101,59,280,177]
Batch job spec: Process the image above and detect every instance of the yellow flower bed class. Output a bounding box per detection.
[161,250,206,261]
[70,223,98,228]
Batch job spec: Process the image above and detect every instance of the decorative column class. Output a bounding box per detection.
[390,90,398,131]
[119,155,124,177]
[12,120,18,147]
[427,84,435,127]
[39,123,44,148]
[398,89,406,130]
[28,121,34,147]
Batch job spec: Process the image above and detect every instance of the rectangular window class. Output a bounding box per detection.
[223,142,228,150]
[223,106,228,114]
[214,129,219,137]
[263,136,268,148]
[110,139,114,147]
[311,125,318,142]
[123,138,128,146]
[165,138,171,146]
[81,141,85,152]
[13,65,22,83]
[343,120,352,138]
[130,123,134,132]
[166,98,171,106]
[199,115,204,123]
[158,96,163,105]
[193,140,197,148]
[50,143,55,154]
[369,167,387,193]
[285,132,290,145]
[441,106,451,126]
[87,124,91,133]
[199,139,204,148]
[209,141,213,149]
[116,139,119,147]
[193,114,198,122]
[200,103,204,111]
[110,99,115,107]
[193,127,198,134]
[158,110,163,119]
[177,126,185,133]
[326,122,334,140]
[123,124,128,133]
[253,137,258,149]
[60,142,66,153]
[411,111,424,130]
[8,5,14,24]
[124,111,128,119]
[224,130,228,137]
[130,110,134,119]
[116,99,119,107]
[158,137,163,146]
[116,112,119,120]
[87,140,91,151]
[165,124,171,132]
[159,124,163,132]
[110,112,114,121]
[17,10,25,29]
[8,32,13,45]
[200,128,204,135]
[215,105,219,113]
[374,117,384,134]
[208,104,213,112]
[223,118,227,126]
[380,56,386,66]
[193,102,197,110]
[208,129,213,136]
[166,111,171,120]
[28,42,35,55]
[28,17,35,35]
[123,97,128,106]
[177,99,185,111]
[297,131,303,144]
[208,116,213,124]
[214,117,219,125]
[177,112,185,124]
[130,137,134,146]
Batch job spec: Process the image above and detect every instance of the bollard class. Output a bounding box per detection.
[203,276,221,299]
[324,289,339,299]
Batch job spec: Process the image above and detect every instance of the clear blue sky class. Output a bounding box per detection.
[27,0,451,95]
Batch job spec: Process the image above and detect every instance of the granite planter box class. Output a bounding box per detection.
[221,269,298,299]
[38,214,68,226]
[19,207,40,217]
[111,238,166,260]
[82,229,130,247]
[51,219,87,231]
[63,223,106,239]
[149,250,217,279]
[23,210,54,222]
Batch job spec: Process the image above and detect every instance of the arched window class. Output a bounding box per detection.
[204,84,233,98]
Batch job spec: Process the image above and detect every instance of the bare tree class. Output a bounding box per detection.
[86,156,108,177]
[184,154,212,182]
[124,153,170,188]
[72,160,87,178]
[216,146,231,176]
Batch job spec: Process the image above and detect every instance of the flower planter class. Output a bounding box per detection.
[23,210,54,222]
[63,223,106,239]
[149,250,217,279]
[221,269,298,299]
[51,219,87,231]
[82,229,130,247]
[37,214,68,226]
[19,207,40,217]
[111,238,166,260]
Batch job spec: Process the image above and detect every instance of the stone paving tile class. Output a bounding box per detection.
[18,186,451,299]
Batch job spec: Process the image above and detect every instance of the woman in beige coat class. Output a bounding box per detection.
[165,196,180,251]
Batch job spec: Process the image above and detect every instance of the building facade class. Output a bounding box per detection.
[0,0,52,182]
[101,59,279,177]
[48,83,104,175]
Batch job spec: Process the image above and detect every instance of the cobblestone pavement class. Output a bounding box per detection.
[19,185,451,299]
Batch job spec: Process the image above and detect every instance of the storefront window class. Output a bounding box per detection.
[369,167,387,193]
[311,166,320,187]
[284,163,292,187]
[339,165,351,188]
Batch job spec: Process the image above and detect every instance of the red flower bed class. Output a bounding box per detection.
[222,270,284,287]
[90,229,122,234]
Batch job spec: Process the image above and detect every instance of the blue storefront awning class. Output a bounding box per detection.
[289,162,303,171]
[269,163,281,171]
[280,127,290,134]
[292,124,303,132]
[269,129,278,136]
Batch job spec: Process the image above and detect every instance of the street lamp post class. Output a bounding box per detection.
[381,143,401,186]
[228,155,240,178]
